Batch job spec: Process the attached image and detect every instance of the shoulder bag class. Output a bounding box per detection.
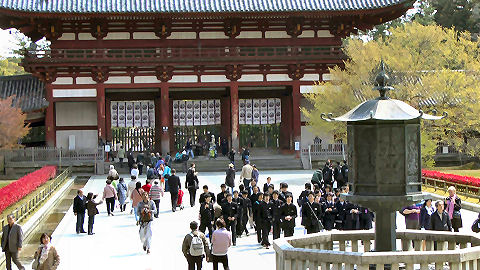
[307,202,324,230]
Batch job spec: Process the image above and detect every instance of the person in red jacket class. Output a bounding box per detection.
[142,179,152,194]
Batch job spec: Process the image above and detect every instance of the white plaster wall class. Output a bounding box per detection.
[322,73,333,81]
[237,31,262,39]
[134,76,161,84]
[133,32,158,39]
[298,30,315,38]
[56,102,97,126]
[52,77,74,85]
[301,126,332,149]
[78,33,96,41]
[199,32,228,39]
[53,89,97,98]
[76,77,96,84]
[104,32,130,40]
[56,130,98,150]
[104,76,131,84]
[265,31,291,38]
[200,75,229,83]
[168,32,197,39]
[170,75,198,83]
[318,30,334,38]
[300,74,320,81]
[300,85,326,94]
[58,33,75,41]
[266,74,291,82]
[237,74,264,82]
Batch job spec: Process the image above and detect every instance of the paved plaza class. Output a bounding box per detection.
[15,170,480,270]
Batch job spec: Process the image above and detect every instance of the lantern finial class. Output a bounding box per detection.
[374,60,394,99]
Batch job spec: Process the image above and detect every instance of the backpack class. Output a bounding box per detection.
[189,233,205,256]
[140,203,152,223]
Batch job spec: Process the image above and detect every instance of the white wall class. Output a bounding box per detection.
[56,102,97,126]
[56,130,98,150]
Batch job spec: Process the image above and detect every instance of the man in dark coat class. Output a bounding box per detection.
[225,164,235,193]
[279,182,289,203]
[185,164,199,207]
[199,194,215,240]
[271,191,284,240]
[217,184,228,204]
[259,193,273,248]
[311,168,323,189]
[302,191,323,234]
[335,197,347,230]
[127,149,135,173]
[239,191,252,236]
[167,169,181,212]
[322,161,333,187]
[199,185,216,204]
[322,192,337,231]
[280,193,297,237]
[221,193,238,245]
[344,201,360,230]
[1,215,24,270]
[73,189,87,234]
[431,200,452,231]
[252,192,264,243]
[233,191,244,237]
[359,207,374,230]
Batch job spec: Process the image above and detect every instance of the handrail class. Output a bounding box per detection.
[423,176,480,201]
[0,167,71,230]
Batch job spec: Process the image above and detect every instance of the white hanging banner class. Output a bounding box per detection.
[239,99,246,124]
[207,99,215,125]
[125,102,134,127]
[140,101,150,127]
[117,102,126,127]
[260,98,268,124]
[200,100,208,125]
[275,98,282,124]
[267,98,276,124]
[133,101,142,127]
[193,100,201,126]
[245,99,253,125]
[179,100,186,126]
[214,99,221,124]
[172,100,179,127]
[148,101,155,128]
[186,100,194,126]
[252,99,260,124]
[111,101,118,127]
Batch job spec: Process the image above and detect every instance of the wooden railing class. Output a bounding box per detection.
[301,143,346,168]
[0,167,71,229]
[1,147,104,165]
[423,176,480,201]
[22,46,345,65]
[274,230,480,270]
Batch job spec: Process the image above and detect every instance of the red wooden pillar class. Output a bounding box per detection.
[160,83,171,155]
[221,96,231,147]
[291,81,302,154]
[169,98,175,153]
[45,83,55,147]
[105,98,112,142]
[230,82,239,151]
[97,83,106,142]
[154,95,162,153]
[280,94,292,149]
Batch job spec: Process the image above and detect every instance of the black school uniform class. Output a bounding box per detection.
[199,191,216,204]
[280,203,297,237]
[335,200,347,230]
[259,200,273,246]
[221,201,238,245]
[199,202,214,240]
[322,200,337,231]
[233,196,244,236]
[359,207,374,230]
[344,202,360,230]
[302,201,323,234]
[252,200,263,243]
[240,196,252,236]
[271,199,284,239]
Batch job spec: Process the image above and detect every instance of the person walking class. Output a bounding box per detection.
[259,193,273,248]
[445,186,463,232]
[73,189,87,234]
[182,221,210,270]
[271,191,284,240]
[168,169,182,212]
[1,215,25,270]
[137,193,156,254]
[117,178,128,212]
[221,193,238,246]
[32,233,59,270]
[127,175,138,214]
[85,192,103,235]
[239,161,253,190]
[117,145,125,168]
[127,149,135,173]
[185,164,199,207]
[322,192,337,231]
[149,180,163,218]
[239,191,252,236]
[131,182,145,225]
[186,138,195,159]
[199,185,216,205]
[280,193,297,237]
[137,151,145,175]
[131,164,140,178]
[225,164,235,194]
[228,148,236,166]
[199,194,215,241]
[102,179,118,216]
[431,200,452,231]
[251,164,259,182]
[108,165,119,181]
[420,199,435,230]
[211,219,232,270]
[142,179,152,194]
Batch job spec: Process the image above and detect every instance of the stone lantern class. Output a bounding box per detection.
[322,61,444,252]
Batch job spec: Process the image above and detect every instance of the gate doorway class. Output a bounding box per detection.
[174,126,221,156]
[239,124,280,149]
[112,127,155,152]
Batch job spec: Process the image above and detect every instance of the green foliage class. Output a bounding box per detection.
[0,58,25,76]
[304,22,480,165]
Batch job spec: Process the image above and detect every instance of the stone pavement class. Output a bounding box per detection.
[15,170,480,270]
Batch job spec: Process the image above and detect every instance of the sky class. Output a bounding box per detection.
[0,28,22,58]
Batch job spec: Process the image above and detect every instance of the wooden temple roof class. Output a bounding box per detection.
[0,0,413,15]
[0,74,47,113]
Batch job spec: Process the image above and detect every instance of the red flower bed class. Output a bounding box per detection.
[422,169,480,187]
[0,166,56,214]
